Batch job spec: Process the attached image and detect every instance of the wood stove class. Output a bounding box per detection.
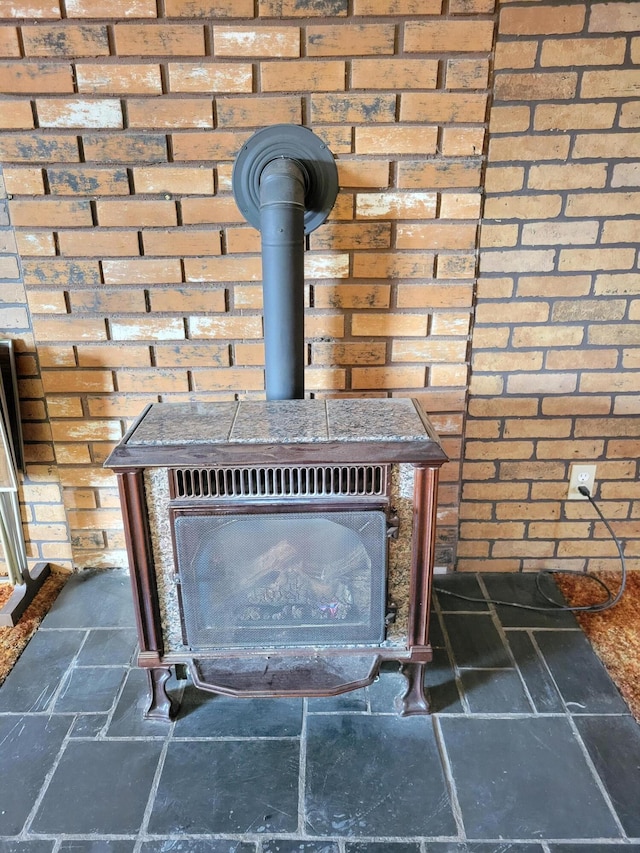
[105,397,447,720]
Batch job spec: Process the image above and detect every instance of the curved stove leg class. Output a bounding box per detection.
[145,666,179,721]
[399,662,430,716]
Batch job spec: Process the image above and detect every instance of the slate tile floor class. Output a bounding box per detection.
[1,569,640,853]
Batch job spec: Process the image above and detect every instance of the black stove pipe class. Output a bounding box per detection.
[259,158,306,401]
[232,125,338,401]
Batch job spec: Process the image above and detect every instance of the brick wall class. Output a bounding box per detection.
[0,167,72,575]
[0,0,496,572]
[460,1,640,573]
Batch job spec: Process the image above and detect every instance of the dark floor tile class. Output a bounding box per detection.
[308,689,368,712]
[53,666,127,713]
[574,714,640,837]
[148,740,299,834]
[0,714,70,835]
[31,740,163,834]
[506,630,564,713]
[428,610,446,646]
[262,842,339,853]
[424,647,463,714]
[305,714,456,837]
[69,713,108,737]
[534,631,630,714]
[0,843,55,853]
[141,843,256,853]
[175,685,303,736]
[459,668,532,713]
[482,573,577,628]
[345,843,421,852]
[439,716,620,839]
[41,569,135,629]
[442,613,511,668]
[57,843,135,853]
[433,574,489,612]
[367,661,406,713]
[0,629,84,712]
[106,668,174,737]
[549,846,640,853]
[76,628,138,666]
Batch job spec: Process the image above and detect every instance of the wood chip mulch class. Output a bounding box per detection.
[556,570,640,724]
[0,571,68,686]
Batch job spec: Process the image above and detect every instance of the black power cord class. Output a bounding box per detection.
[434,486,627,614]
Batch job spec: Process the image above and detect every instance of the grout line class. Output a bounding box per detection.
[432,714,466,840]
[566,713,628,841]
[297,697,308,836]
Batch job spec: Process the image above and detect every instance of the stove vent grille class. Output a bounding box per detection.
[171,464,388,500]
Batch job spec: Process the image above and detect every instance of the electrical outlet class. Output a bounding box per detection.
[568,463,597,500]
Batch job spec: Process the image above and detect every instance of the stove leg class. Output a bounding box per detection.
[145,666,179,721]
[399,662,430,716]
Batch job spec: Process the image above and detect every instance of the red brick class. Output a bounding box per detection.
[142,229,222,257]
[589,2,640,32]
[102,258,182,285]
[352,366,425,390]
[22,24,109,57]
[400,92,488,123]
[185,256,261,282]
[133,166,214,195]
[65,0,156,15]
[307,24,394,56]
[3,166,45,195]
[168,62,252,93]
[10,198,92,227]
[82,133,166,164]
[0,26,22,56]
[313,284,391,309]
[114,25,205,56]
[0,1,60,17]
[261,59,345,93]
[58,230,139,257]
[404,20,494,53]
[0,101,34,129]
[354,0,440,11]
[214,26,300,58]
[355,126,438,155]
[446,58,490,90]
[501,5,586,34]
[73,290,147,315]
[336,160,390,189]
[47,167,130,195]
[351,58,438,90]
[397,160,482,189]
[216,95,301,127]
[76,64,163,95]
[96,199,177,227]
[495,71,577,101]
[0,61,73,93]
[154,342,229,367]
[581,70,640,99]
[128,99,214,129]
[356,191,436,220]
[170,130,245,162]
[165,0,253,14]
[310,222,391,250]
[260,0,347,15]
[540,37,626,67]
[534,103,617,131]
[37,98,123,129]
[181,196,244,224]
[311,93,395,124]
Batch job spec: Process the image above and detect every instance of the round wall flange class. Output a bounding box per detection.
[232,124,338,235]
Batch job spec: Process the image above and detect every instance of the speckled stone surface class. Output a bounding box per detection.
[126,398,436,447]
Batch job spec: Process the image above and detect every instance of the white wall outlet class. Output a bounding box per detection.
[568,463,597,500]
